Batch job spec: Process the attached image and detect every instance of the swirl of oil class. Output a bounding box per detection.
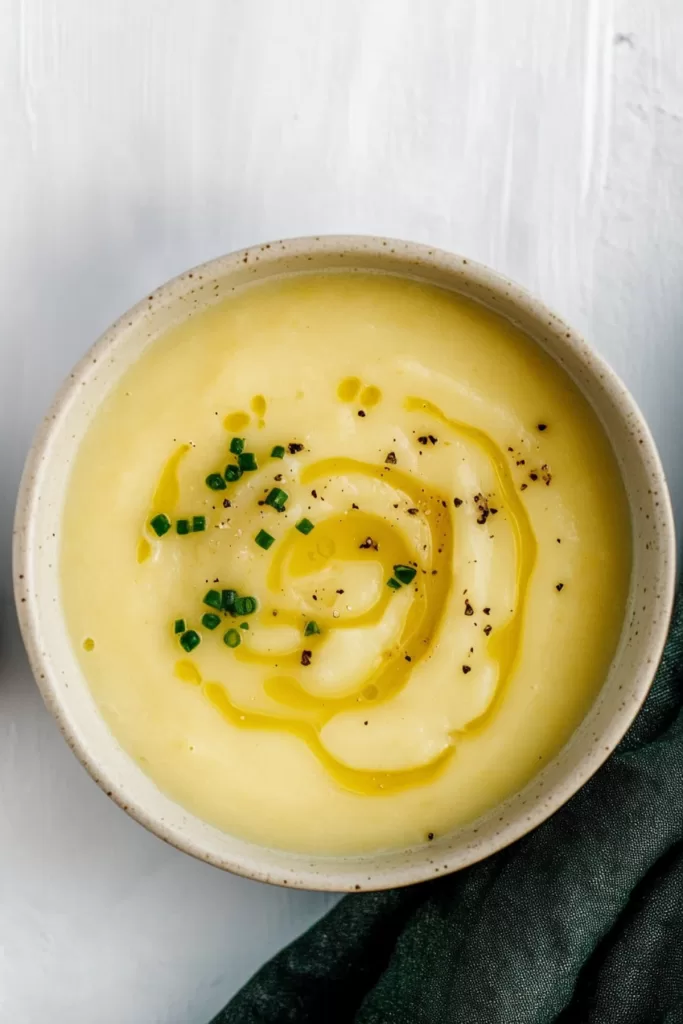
[149,398,536,796]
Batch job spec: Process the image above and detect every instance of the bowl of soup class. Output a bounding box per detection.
[14,236,675,890]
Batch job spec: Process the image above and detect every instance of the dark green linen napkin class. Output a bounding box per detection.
[213,599,682,1024]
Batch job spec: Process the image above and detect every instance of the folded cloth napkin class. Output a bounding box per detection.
[212,599,682,1024]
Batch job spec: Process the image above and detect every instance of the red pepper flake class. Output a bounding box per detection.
[507,446,514,452]
[407,508,419,515]
[483,624,492,636]
[529,472,538,481]
[490,507,498,514]
[357,410,366,417]
[537,423,547,431]
[274,474,283,482]
[301,650,312,666]
[359,537,379,550]
[417,435,428,445]
[556,583,564,592]
[311,489,317,498]
[288,442,304,453]
[427,832,434,841]
[405,655,412,662]
[222,498,231,508]
[454,497,463,508]
[428,435,438,444]
[385,452,397,464]
[521,483,528,491]
[516,459,526,466]
[483,607,490,615]
[336,589,345,594]
[462,665,471,674]
[464,599,474,616]
[352,503,359,510]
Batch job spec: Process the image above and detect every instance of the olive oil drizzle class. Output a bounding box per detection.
[137,444,191,563]
[163,398,536,796]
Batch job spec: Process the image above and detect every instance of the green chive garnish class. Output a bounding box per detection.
[387,577,402,590]
[304,621,321,636]
[393,564,417,585]
[239,452,258,472]
[240,622,249,630]
[150,513,171,537]
[221,589,237,613]
[192,515,206,532]
[265,487,288,510]
[230,437,245,455]
[206,473,226,491]
[225,464,242,482]
[176,519,190,535]
[224,628,241,648]
[202,612,221,630]
[174,618,186,634]
[296,518,314,535]
[204,589,222,610]
[234,596,258,616]
[271,445,285,459]
[255,529,274,550]
[180,629,200,652]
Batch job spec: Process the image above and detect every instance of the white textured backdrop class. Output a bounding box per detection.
[1,2,682,1021]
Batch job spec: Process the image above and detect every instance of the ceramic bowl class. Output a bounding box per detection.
[13,236,676,891]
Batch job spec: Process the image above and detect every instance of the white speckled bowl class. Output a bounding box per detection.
[14,236,675,891]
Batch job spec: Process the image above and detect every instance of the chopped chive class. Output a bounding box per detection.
[296,518,314,535]
[304,620,321,636]
[174,618,186,634]
[271,445,286,459]
[229,437,245,455]
[192,515,206,532]
[240,621,249,630]
[180,629,200,652]
[224,628,241,648]
[176,519,190,535]
[265,487,288,510]
[393,564,417,585]
[221,589,237,613]
[255,529,275,550]
[204,589,222,610]
[150,513,171,537]
[387,577,402,590]
[238,452,258,472]
[225,464,242,483]
[234,595,258,616]
[201,612,221,630]
[206,473,227,491]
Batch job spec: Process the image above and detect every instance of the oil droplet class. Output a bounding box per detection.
[360,385,381,407]
[224,411,250,431]
[251,394,267,418]
[175,660,202,686]
[337,376,361,402]
[136,537,151,563]
[83,637,95,652]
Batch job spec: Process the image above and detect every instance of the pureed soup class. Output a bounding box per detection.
[61,272,631,855]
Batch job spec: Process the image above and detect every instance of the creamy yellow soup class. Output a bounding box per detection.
[61,272,630,855]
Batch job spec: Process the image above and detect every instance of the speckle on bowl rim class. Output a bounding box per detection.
[12,235,676,892]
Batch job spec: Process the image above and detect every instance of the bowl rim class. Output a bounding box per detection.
[13,234,677,891]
